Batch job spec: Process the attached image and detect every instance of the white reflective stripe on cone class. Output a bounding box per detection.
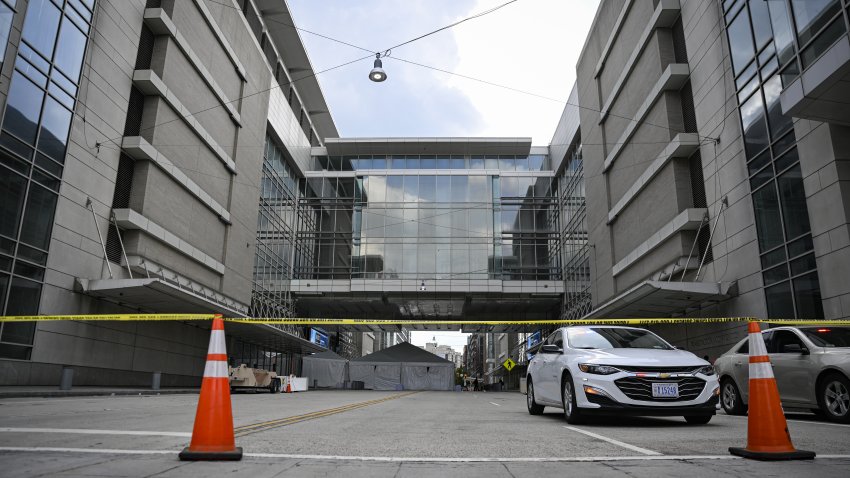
[207,330,227,355]
[749,361,774,379]
[749,332,768,356]
[203,360,228,378]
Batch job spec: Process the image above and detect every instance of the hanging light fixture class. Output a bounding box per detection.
[369,53,387,82]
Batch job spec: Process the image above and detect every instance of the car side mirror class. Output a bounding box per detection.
[540,344,563,354]
[782,344,809,355]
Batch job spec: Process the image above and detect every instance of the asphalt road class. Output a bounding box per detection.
[1,390,849,477]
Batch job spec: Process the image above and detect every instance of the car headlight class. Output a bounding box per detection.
[578,363,621,375]
[695,365,716,376]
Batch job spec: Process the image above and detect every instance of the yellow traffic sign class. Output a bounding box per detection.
[503,358,516,372]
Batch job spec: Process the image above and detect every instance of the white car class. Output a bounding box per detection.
[526,326,719,424]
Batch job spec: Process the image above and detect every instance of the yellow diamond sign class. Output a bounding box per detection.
[502,358,516,372]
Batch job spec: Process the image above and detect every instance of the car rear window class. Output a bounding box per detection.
[800,327,850,347]
[568,328,673,350]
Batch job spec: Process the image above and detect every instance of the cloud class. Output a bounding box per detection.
[288,0,600,144]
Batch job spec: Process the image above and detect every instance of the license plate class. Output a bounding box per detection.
[652,382,679,398]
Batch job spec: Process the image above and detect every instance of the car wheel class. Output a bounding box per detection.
[684,415,712,425]
[720,378,747,415]
[561,373,584,424]
[526,378,544,415]
[817,373,850,423]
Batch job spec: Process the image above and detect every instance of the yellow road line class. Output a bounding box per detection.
[233,392,418,436]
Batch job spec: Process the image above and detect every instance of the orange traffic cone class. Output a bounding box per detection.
[285,374,293,393]
[179,314,242,461]
[729,322,815,460]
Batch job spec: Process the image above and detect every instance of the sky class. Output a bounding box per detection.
[287,0,601,145]
[287,1,600,352]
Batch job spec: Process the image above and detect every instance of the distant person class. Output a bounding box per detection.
[499,378,504,391]
[474,377,479,391]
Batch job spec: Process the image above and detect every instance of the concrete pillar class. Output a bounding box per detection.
[151,371,161,390]
[59,367,73,390]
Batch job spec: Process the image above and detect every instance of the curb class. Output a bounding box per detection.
[0,389,199,399]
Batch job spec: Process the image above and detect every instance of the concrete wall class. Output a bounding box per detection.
[0,0,277,386]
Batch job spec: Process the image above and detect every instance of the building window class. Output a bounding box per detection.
[0,1,15,68]
[724,0,823,320]
[0,0,95,359]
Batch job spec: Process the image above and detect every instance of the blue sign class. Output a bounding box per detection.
[310,329,329,348]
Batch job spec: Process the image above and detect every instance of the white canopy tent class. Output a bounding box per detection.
[301,350,348,388]
[349,342,455,391]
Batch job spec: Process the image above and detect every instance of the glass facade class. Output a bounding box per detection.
[723,0,823,319]
[727,0,850,85]
[0,0,95,359]
[297,159,559,281]
[312,154,549,172]
[557,143,590,320]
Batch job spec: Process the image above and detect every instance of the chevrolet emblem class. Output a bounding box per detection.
[659,373,670,379]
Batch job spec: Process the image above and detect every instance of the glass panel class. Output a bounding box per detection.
[405,157,419,169]
[0,167,27,239]
[0,3,13,66]
[787,234,813,257]
[761,247,787,269]
[403,175,418,202]
[3,72,45,145]
[748,0,772,49]
[372,157,386,169]
[763,263,789,285]
[752,183,784,251]
[467,175,489,202]
[469,156,484,169]
[0,343,32,360]
[791,0,840,44]
[37,97,72,162]
[391,157,405,170]
[790,252,816,276]
[366,175,385,202]
[799,17,846,68]
[499,156,514,171]
[5,276,40,316]
[740,90,768,157]
[728,7,755,75]
[386,176,403,202]
[436,156,451,169]
[54,18,87,82]
[485,156,498,169]
[768,0,796,64]
[21,0,61,59]
[450,156,465,169]
[777,164,811,240]
[436,176,450,202]
[763,75,792,140]
[793,272,823,318]
[765,281,794,318]
[529,155,546,171]
[420,156,436,169]
[18,184,57,250]
[450,176,467,202]
[419,175,436,202]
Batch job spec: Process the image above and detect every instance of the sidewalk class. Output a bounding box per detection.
[0,386,199,399]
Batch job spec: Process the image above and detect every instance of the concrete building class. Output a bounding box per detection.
[421,340,463,369]
[570,0,850,358]
[0,0,332,385]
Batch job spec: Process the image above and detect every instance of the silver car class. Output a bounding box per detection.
[714,326,850,423]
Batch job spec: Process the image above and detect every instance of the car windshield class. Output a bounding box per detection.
[800,327,850,347]
[568,328,673,350]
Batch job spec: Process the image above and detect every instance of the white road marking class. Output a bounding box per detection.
[0,427,190,437]
[489,402,501,406]
[1,446,849,462]
[563,426,662,456]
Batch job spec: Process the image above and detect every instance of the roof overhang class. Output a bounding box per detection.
[323,137,533,156]
[76,278,324,354]
[256,0,339,139]
[583,280,735,319]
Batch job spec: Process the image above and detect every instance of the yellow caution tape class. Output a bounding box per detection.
[1,315,849,326]
[0,314,215,322]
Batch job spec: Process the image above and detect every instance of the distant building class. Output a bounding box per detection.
[421,341,463,369]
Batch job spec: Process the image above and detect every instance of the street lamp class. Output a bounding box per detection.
[369,53,387,82]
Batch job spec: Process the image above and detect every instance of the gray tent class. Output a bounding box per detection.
[301,350,348,388]
[349,342,455,391]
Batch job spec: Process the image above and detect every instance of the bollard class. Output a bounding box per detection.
[59,366,74,390]
[152,371,161,390]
